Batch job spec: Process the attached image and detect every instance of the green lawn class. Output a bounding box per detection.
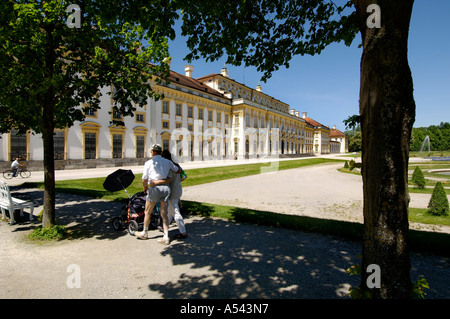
[409,208,450,227]
[338,160,450,194]
[23,158,343,202]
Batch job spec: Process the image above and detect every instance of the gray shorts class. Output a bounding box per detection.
[146,184,171,202]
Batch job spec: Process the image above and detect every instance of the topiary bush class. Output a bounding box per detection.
[427,182,449,216]
[411,166,426,189]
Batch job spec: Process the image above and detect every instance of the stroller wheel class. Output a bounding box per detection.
[128,220,139,236]
[112,217,123,231]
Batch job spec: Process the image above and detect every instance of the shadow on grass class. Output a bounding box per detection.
[8,187,128,242]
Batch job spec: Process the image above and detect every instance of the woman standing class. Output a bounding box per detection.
[161,150,187,239]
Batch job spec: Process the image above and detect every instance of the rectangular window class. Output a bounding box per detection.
[136,113,145,123]
[217,112,221,123]
[162,121,169,129]
[112,134,123,158]
[136,135,145,158]
[162,101,169,114]
[225,114,229,125]
[84,133,96,159]
[10,129,27,161]
[163,139,169,151]
[84,107,96,117]
[198,108,203,120]
[188,106,193,118]
[176,103,182,116]
[208,110,213,122]
[54,131,65,160]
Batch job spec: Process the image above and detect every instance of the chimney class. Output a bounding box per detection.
[290,109,295,115]
[302,112,307,119]
[221,67,229,78]
[295,111,300,117]
[256,84,262,92]
[333,125,336,129]
[184,65,194,78]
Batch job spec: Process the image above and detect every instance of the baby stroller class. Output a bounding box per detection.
[112,191,161,235]
[103,169,161,236]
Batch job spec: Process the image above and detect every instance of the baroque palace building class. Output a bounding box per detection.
[0,65,348,169]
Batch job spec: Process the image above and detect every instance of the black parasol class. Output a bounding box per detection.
[103,169,135,197]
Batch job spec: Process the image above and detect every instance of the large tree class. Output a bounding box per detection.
[0,0,171,228]
[172,0,416,298]
[1,0,418,298]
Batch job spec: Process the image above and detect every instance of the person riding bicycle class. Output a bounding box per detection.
[11,158,24,177]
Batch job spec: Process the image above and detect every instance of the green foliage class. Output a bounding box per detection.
[346,258,430,299]
[345,256,372,299]
[343,114,361,130]
[428,182,450,216]
[411,166,426,189]
[410,122,450,152]
[411,276,429,299]
[344,122,362,152]
[29,225,66,241]
[344,161,349,168]
[348,131,362,153]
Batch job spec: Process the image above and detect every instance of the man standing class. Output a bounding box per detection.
[135,144,181,244]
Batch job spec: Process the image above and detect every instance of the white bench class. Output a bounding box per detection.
[0,180,34,224]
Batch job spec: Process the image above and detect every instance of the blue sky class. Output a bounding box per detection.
[167,1,450,132]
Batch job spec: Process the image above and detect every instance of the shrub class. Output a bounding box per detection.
[427,182,449,216]
[411,166,426,189]
[29,225,66,241]
[344,161,349,168]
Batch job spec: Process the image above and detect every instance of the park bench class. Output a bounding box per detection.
[0,180,34,224]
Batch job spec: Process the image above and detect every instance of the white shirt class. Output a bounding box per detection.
[142,155,178,181]
[11,160,19,169]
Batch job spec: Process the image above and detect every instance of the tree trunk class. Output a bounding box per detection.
[41,101,56,228]
[41,25,57,228]
[354,0,416,298]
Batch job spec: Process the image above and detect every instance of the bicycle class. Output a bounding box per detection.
[2,166,31,179]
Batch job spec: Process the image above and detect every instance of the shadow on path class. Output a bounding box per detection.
[149,217,361,299]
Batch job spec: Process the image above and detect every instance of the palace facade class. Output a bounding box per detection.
[0,65,348,168]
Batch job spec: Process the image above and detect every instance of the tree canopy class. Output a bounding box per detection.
[0,0,171,136]
[178,0,358,82]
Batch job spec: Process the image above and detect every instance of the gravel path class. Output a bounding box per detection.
[183,162,450,234]
[0,160,449,299]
